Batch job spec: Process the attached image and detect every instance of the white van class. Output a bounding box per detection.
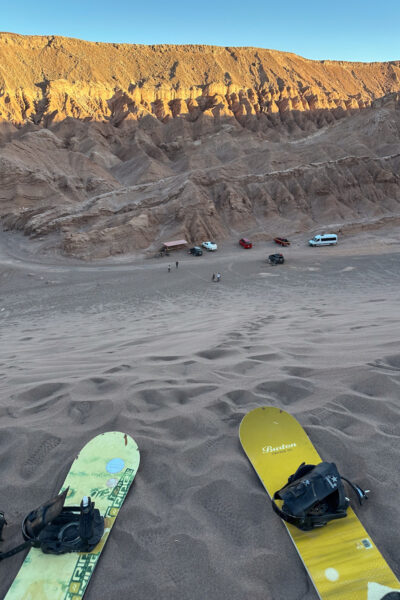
[308,233,338,247]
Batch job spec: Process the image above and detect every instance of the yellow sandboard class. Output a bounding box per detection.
[5,431,140,600]
[239,407,400,600]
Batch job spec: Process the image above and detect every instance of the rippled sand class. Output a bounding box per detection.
[0,231,399,599]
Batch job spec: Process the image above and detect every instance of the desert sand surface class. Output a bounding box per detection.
[0,227,400,599]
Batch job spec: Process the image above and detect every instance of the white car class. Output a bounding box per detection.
[202,241,218,251]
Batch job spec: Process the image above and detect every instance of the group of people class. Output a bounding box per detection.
[167,262,179,272]
[166,262,221,283]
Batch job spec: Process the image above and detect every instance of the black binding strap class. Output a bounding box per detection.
[271,497,348,530]
[0,541,32,561]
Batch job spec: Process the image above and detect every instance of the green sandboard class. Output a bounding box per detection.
[240,407,400,600]
[5,431,140,600]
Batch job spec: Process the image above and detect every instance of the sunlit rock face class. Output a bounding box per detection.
[0,33,400,259]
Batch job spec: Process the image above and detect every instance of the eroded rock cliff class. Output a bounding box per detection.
[0,33,399,258]
[1,33,400,126]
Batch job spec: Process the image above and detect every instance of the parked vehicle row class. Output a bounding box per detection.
[274,233,338,247]
[188,241,216,256]
[186,233,338,262]
[268,232,338,266]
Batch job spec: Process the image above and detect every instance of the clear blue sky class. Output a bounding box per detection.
[2,0,399,63]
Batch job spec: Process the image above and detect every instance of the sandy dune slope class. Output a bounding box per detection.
[0,230,399,599]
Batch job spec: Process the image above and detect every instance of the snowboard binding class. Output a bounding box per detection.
[0,488,104,562]
[272,462,369,531]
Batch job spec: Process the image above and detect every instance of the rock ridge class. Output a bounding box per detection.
[1,34,400,258]
[1,33,400,127]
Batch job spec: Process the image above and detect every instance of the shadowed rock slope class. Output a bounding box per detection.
[0,33,399,258]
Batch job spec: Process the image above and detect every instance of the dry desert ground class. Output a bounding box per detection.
[0,227,399,599]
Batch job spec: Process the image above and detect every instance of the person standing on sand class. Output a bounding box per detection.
[212,273,215,281]
[216,272,221,282]
[176,261,179,269]
[168,264,171,272]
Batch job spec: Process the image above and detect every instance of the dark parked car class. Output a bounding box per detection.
[189,246,203,256]
[274,237,291,246]
[268,253,285,265]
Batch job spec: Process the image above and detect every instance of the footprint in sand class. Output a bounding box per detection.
[21,435,61,477]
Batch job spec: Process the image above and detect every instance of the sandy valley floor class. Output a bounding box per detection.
[0,228,400,599]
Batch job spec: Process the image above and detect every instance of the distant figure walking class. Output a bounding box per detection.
[216,272,221,282]
[168,264,171,272]
[212,273,216,282]
[176,261,179,269]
